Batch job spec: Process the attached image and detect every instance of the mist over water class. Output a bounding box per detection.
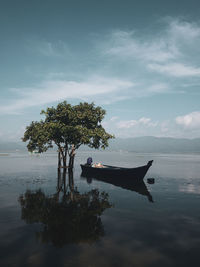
[0,151,200,267]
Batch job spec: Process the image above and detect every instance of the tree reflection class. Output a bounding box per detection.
[18,169,112,247]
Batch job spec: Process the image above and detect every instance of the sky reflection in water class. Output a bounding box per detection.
[0,151,200,267]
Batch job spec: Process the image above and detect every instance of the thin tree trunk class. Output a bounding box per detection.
[55,168,62,203]
[63,155,66,168]
[68,145,75,169]
[62,147,67,168]
[58,151,61,168]
[57,145,65,169]
[57,146,68,169]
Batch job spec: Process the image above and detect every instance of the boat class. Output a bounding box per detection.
[80,160,153,182]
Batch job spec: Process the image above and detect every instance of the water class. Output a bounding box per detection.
[0,151,200,267]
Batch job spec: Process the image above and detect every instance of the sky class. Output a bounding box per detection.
[0,0,200,141]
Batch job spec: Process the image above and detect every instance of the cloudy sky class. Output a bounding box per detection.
[1,0,200,141]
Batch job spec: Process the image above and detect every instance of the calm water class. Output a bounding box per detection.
[0,151,200,267]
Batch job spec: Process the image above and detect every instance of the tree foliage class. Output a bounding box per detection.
[22,101,114,168]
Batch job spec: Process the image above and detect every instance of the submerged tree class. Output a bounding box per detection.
[22,101,114,168]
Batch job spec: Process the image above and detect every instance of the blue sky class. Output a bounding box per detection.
[1,0,200,141]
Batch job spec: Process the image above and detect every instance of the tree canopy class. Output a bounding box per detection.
[22,101,114,168]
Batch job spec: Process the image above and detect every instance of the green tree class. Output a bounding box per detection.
[22,101,114,168]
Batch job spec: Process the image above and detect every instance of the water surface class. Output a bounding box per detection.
[0,151,200,267]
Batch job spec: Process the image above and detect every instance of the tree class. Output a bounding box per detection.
[22,101,114,169]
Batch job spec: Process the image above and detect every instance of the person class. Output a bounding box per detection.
[92,162,103,168]
[95,162,103,168]
[86,157,93,166]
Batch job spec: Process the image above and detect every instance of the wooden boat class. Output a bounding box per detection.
[80,160,153,182]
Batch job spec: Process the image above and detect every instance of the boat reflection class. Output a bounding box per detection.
[82,174,154,203]
[18,169,112,247]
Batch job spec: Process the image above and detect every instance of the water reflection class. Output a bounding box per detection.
[18,169,112,247]
[82,174,154,203]
[179,183,200,194]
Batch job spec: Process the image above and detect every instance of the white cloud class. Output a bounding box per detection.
[160,121,170,134]
[0,76,134,115]
[6,18,200,117]
[110,116,119,121]
[103,18,200,81]
[102,116,160,138]
[168,19,200,41]
[103,115,200,139]
[148,63,200,77]
[0,74,171,116]
[176,111,200,129]
[27,39,71,58]
[2,18,200,140]
[116,117,157,129]
[105,30,177,63]
[147,83,170,93]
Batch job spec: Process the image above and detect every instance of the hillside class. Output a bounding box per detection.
[108,136,200,153]
[0,137,200,153]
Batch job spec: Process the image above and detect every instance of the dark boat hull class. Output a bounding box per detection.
[80,160,153,182]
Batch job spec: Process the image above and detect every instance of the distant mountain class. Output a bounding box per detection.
[0,137,200,153]
[0,142,26,152]
[108,136,200,153]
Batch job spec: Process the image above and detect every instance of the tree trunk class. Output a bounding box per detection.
[68,145,75,170]
[58,151,61,168]
[63,155,67,168]
[57,147,68,169]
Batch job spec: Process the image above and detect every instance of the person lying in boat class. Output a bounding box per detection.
[92,162,104,168]
[86,157,104,168]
